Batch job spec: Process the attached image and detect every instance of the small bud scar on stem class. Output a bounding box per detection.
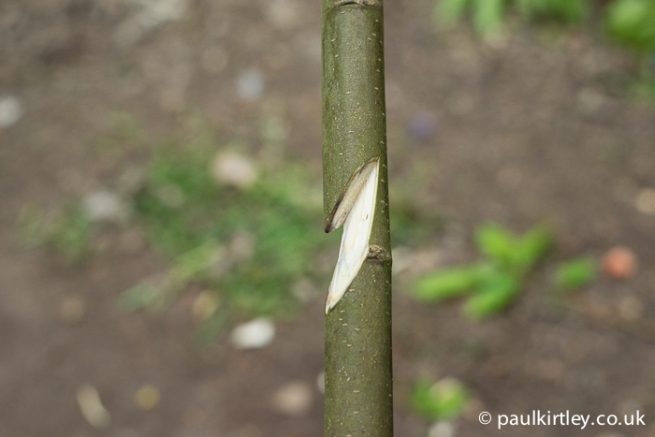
[325,158,380,313]
[367,244,392,263]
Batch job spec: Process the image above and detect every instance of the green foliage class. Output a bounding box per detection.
[412,223,552,319]
[474,224,552,272]
[433,0,655,102]
[435,0,655,56]
[605,0,655,53]
[18,205,91,263]
[474,223,518,266]
[436,0,506,39]
[513,226,553,271]
[435,0,586,39]
[472,0,506,38]
[411,378,470,421]
[133,149,221,255]
[412,222,600,317]
[554,257,596,291]
[127,148,328,329]
[413,264,491,302]
[463,270,520,319]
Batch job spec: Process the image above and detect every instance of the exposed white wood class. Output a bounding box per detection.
[326,158,380,312]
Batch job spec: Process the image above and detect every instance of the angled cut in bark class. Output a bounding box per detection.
[325,158,380,312]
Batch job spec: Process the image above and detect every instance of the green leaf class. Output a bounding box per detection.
[475,223,518,266]
[475,223,551,272]
[605,0,655,53]
[436,0,471,25]
[410,378,470,421]
[463,271,520,319]
[554,257,596,291]
[513,226,552,272]
[412,264,491,302]
[472,0,505,39]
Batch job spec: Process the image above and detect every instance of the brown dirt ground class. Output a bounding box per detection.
[1,0,654,436]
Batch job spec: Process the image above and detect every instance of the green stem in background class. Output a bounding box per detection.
[322,0,393,435]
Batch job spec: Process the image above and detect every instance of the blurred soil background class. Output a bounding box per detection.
[1,0,655,436]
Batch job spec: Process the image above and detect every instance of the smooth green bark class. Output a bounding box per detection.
[322,0,393,435]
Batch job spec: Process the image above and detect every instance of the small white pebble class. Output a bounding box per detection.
[428,421,455,437]
[77,385,111,429]
[230,318,275,349]
[210,151,258,190]
[83,190,128,222]
[237,69,265,101]
[0,96,23,128]
[271,381,313,416]
[635,188,655,216]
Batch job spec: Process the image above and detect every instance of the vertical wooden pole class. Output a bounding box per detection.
[322,0,393,435]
